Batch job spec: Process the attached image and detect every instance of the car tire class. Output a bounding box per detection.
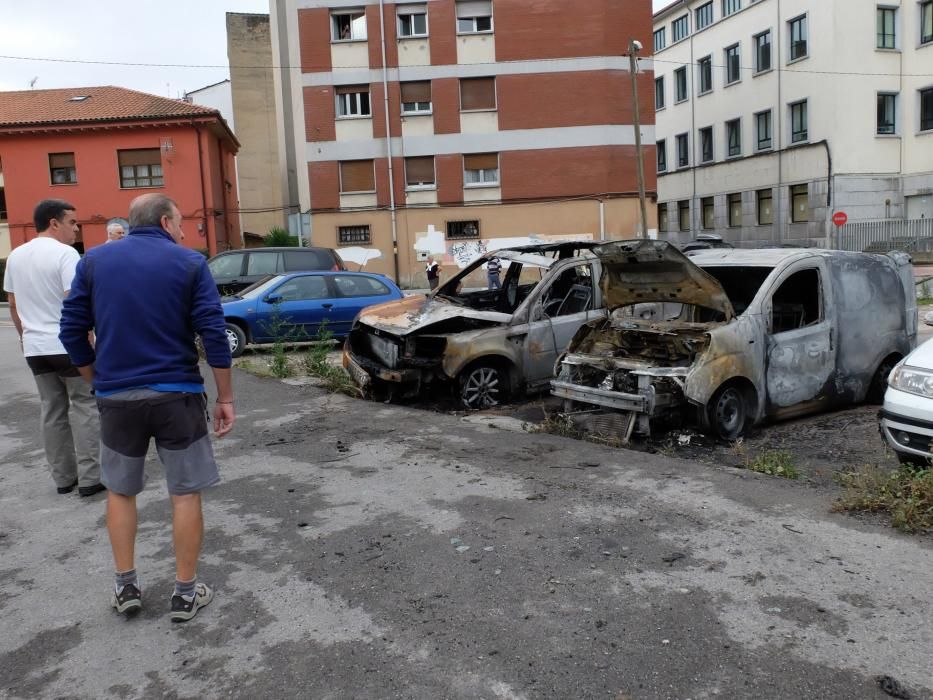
[707,384,747,441]
[460,363,509,410]
[225,323,247,358]
[867,355,899,404]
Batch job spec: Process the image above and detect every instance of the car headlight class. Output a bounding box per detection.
[888,364,933,398]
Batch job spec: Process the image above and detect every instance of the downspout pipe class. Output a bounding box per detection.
[193,123,211,255]
[378,0,400,284]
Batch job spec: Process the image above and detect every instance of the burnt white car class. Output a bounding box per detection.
[343,243,607,408]
[880,338,933,464]
[552,240,917,440]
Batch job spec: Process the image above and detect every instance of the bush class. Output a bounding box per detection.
[265,227,300,248]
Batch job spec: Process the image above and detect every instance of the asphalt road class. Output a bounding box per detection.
[0,308,931,699]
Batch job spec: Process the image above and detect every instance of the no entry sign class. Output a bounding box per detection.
[832,211,848,227]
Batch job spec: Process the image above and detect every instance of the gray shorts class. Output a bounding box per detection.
[97,389,220,496]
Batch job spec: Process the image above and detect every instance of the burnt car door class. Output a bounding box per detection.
[763,260,836,417]
[523,262,602,385]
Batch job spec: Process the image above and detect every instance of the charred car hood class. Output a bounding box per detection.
[594,240,735,320]
[356,294,512,336]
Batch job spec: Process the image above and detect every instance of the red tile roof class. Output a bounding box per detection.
[0,85,220,128]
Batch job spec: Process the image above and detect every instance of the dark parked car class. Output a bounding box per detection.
[208,247,346,296]
[222,271,404,357]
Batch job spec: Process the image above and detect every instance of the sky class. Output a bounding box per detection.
[0,1,670,97]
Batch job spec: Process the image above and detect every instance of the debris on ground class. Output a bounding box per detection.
[876,674,911,699]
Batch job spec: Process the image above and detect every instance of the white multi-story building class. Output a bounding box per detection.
[653,0,933,246]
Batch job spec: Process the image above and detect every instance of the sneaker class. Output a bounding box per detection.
[170,582,213,622]
[112,583,142,614]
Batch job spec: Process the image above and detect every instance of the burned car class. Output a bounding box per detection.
[343,243,608,407]
[551,240,917,440]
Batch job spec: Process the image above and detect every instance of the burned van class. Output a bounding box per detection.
[551,240,917,440]
[344,243,608,407]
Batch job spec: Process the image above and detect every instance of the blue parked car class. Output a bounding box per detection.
[222,271,404,357]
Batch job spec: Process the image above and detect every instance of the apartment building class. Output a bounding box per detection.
[270,0,655,286]
[653,0,933,247]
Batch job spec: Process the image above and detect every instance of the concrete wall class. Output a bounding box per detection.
[228,12,289,238]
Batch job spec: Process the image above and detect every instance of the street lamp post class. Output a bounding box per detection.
[628,38,649,239]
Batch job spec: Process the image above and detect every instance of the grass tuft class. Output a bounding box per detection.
[834,463,933,533]
[746,449,799,479]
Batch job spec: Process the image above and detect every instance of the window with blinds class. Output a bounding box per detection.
[336,85,371,117]
[117,149,162,188]
[456,0,492,33]
[49,153,77,185]
[405,156,435,188]
[397,4,427,37]
[340,160,375,193]
[460,77,496,111]
[463,153,498,186]
[401,81,432,114]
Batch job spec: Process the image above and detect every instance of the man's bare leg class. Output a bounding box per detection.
[107,492,137,572]
[170,493,203,581]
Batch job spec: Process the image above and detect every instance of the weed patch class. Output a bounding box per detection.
[301,322,361,397]
[745,449,799,479]
[834,464,933,533]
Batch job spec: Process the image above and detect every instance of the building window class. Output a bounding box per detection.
[676,133,689,167]
[332,11,367,41]
[877,7,896,49]
[790,183,809,222]
[336,86,371,118]
[724,44,741,84]
[678,200,691,231]
[655,76,665,109]
[696,2,714,30]
[118,149,162,189]
[728,192,742,227]
[49,152,77,185]
[397,5,428,37]
[877,93,897,134]
[401,81,431,114]
[726,118,741,156]
[921,87,933,131]
[654,27,667,52]
[722,0,741,17]
[456,0,493,34]
[757,189,773,225]
[675,66,688,102]
[464,153,499,186]
[700,126,714,163]
[659,204,669,232]
[922,1,933,44]
[460,77,496,110]
[338,225,371,244]
[698,56,713,94]
[339,159,375,193]
[790,100,808,143]
[405,156,435,189]
[756,109,773,150]
[447,220,480,239]
[789,14,808,61]
[657,140,667,172]
[0,187,7,222]
[672,15,689,42]
[754,30,772,72]
[702,197,715,229]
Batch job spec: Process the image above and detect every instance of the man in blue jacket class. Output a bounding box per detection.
[60,193,235,622]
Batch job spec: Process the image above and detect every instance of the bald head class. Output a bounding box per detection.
[129,193,185,243]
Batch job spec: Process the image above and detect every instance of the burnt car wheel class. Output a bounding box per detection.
[708,385,747,441]
[460,364,508,410]
[867,354,900,404]
[225,323,247,358]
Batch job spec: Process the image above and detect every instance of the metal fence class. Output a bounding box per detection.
[834,218,933,253]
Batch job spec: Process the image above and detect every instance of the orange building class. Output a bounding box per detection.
[0,86,241,255]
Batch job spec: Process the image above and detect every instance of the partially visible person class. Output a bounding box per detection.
[60,193,235,622]
[2,199,102,497]
[426,256,441,291]
[486,255,502,290]
[105,218,128,242]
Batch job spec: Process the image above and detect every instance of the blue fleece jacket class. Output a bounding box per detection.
[60,227,231,393]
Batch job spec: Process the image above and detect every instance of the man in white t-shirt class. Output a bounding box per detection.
[2,200,102,496]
